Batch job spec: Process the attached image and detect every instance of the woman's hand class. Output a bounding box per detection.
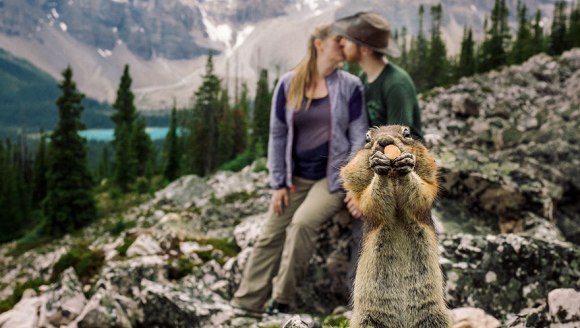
[272,188,289,216]
[345,191,363,219]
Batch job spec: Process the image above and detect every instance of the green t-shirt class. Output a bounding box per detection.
[361,63,423,139]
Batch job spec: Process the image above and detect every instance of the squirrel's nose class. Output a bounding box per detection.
[377,137,395,148]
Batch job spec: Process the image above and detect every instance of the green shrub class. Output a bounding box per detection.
[209,191,257,206]
[134,176,150,194]
[8,222,52,257]
[219,150,255,172]
[252,158,268,173]
[108,217,136,236]
[223,191,257,204]
[96,188,148,220]
[51,240,105,284]
[116,234,137,257]
[0,278,49,314]
[195,249,214,263]
[322,314,350,328]
[194,238,240,257]
[167,256,194,280]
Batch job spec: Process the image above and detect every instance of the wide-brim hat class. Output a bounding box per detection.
[332,11,401,58]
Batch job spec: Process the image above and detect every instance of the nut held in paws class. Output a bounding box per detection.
[383,145,401,160]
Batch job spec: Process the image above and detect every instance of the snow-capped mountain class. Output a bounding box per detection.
[0,0,554,110]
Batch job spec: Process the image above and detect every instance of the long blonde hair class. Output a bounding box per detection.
[287,24,332,111]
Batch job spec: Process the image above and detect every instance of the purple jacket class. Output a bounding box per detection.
[268,69,368,192]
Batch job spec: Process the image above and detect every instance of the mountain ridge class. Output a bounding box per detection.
[0,0,555,110]
[0,48,113,134]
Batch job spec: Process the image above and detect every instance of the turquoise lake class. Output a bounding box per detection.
[79,127,170,141]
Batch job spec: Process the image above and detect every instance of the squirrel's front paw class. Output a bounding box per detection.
[369,151,392,175]
[392,153,415,175]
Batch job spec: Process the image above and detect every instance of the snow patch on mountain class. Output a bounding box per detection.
[295,0,338,14]
[232,25,254,55]
[200,7,233,54]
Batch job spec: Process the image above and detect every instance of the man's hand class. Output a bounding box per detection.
[345,191,362,219]
[272,188,289,216]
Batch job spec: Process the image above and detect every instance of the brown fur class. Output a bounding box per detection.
[340,125,452,328]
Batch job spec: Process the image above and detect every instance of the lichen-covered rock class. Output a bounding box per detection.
[282,315,309,328]
[506,304,551,328]
[506,288,580,327]
[73,288,138,328]
[0,292,44,328]
[126,234,163,257]
[139,278,232,327]
[41,268,87,326]
[101,255,167,297]
[152,175,210,209]
[451,307,500,328]
[422,50,580,246]
[442,234,580,320]
[548,288,580,326]
[233,213,267,250]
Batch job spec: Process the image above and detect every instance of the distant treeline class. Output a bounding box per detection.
[393,0,580,92]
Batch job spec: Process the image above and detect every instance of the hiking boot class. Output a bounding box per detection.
[264,299,290,314]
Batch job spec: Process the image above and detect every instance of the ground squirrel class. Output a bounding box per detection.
[340,125,452,328]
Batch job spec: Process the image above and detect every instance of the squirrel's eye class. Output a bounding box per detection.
[402,128,411,138]
[365,131,372,143]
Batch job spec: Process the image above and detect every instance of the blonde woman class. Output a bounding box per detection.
[231,24,368,314]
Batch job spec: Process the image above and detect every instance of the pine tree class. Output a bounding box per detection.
[43,66,97,236]
[232,82,249,156]
[0,141,27,242]
[111,64,138,191]
[457,26,476,79]
[32,130,49,207]
[187,53,221,176]
[549,1,569,55]
[163,105,180,182]
[531,10,547,55]
[186,111,205,176]
[427,4,449,89]
[97,146,110,182]
[216,88,235,166]
[398,26,410,72]
[510,0,534,64]
[252,69,271,157]
[479,0,511,73]
[131,117,154,177]
[567,1,580,49]
[410,5,430,91]
[110,64,153,189]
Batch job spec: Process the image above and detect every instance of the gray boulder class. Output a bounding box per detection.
[442,234,580,320]
[41,268,87,327]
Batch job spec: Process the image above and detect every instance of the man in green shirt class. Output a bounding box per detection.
[333,11,423,138]
[332,11,424,295]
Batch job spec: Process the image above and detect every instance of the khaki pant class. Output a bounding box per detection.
[231,176,345,311]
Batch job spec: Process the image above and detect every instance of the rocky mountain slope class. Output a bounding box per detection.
[0,0,555,110]
[1,49,579,328]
